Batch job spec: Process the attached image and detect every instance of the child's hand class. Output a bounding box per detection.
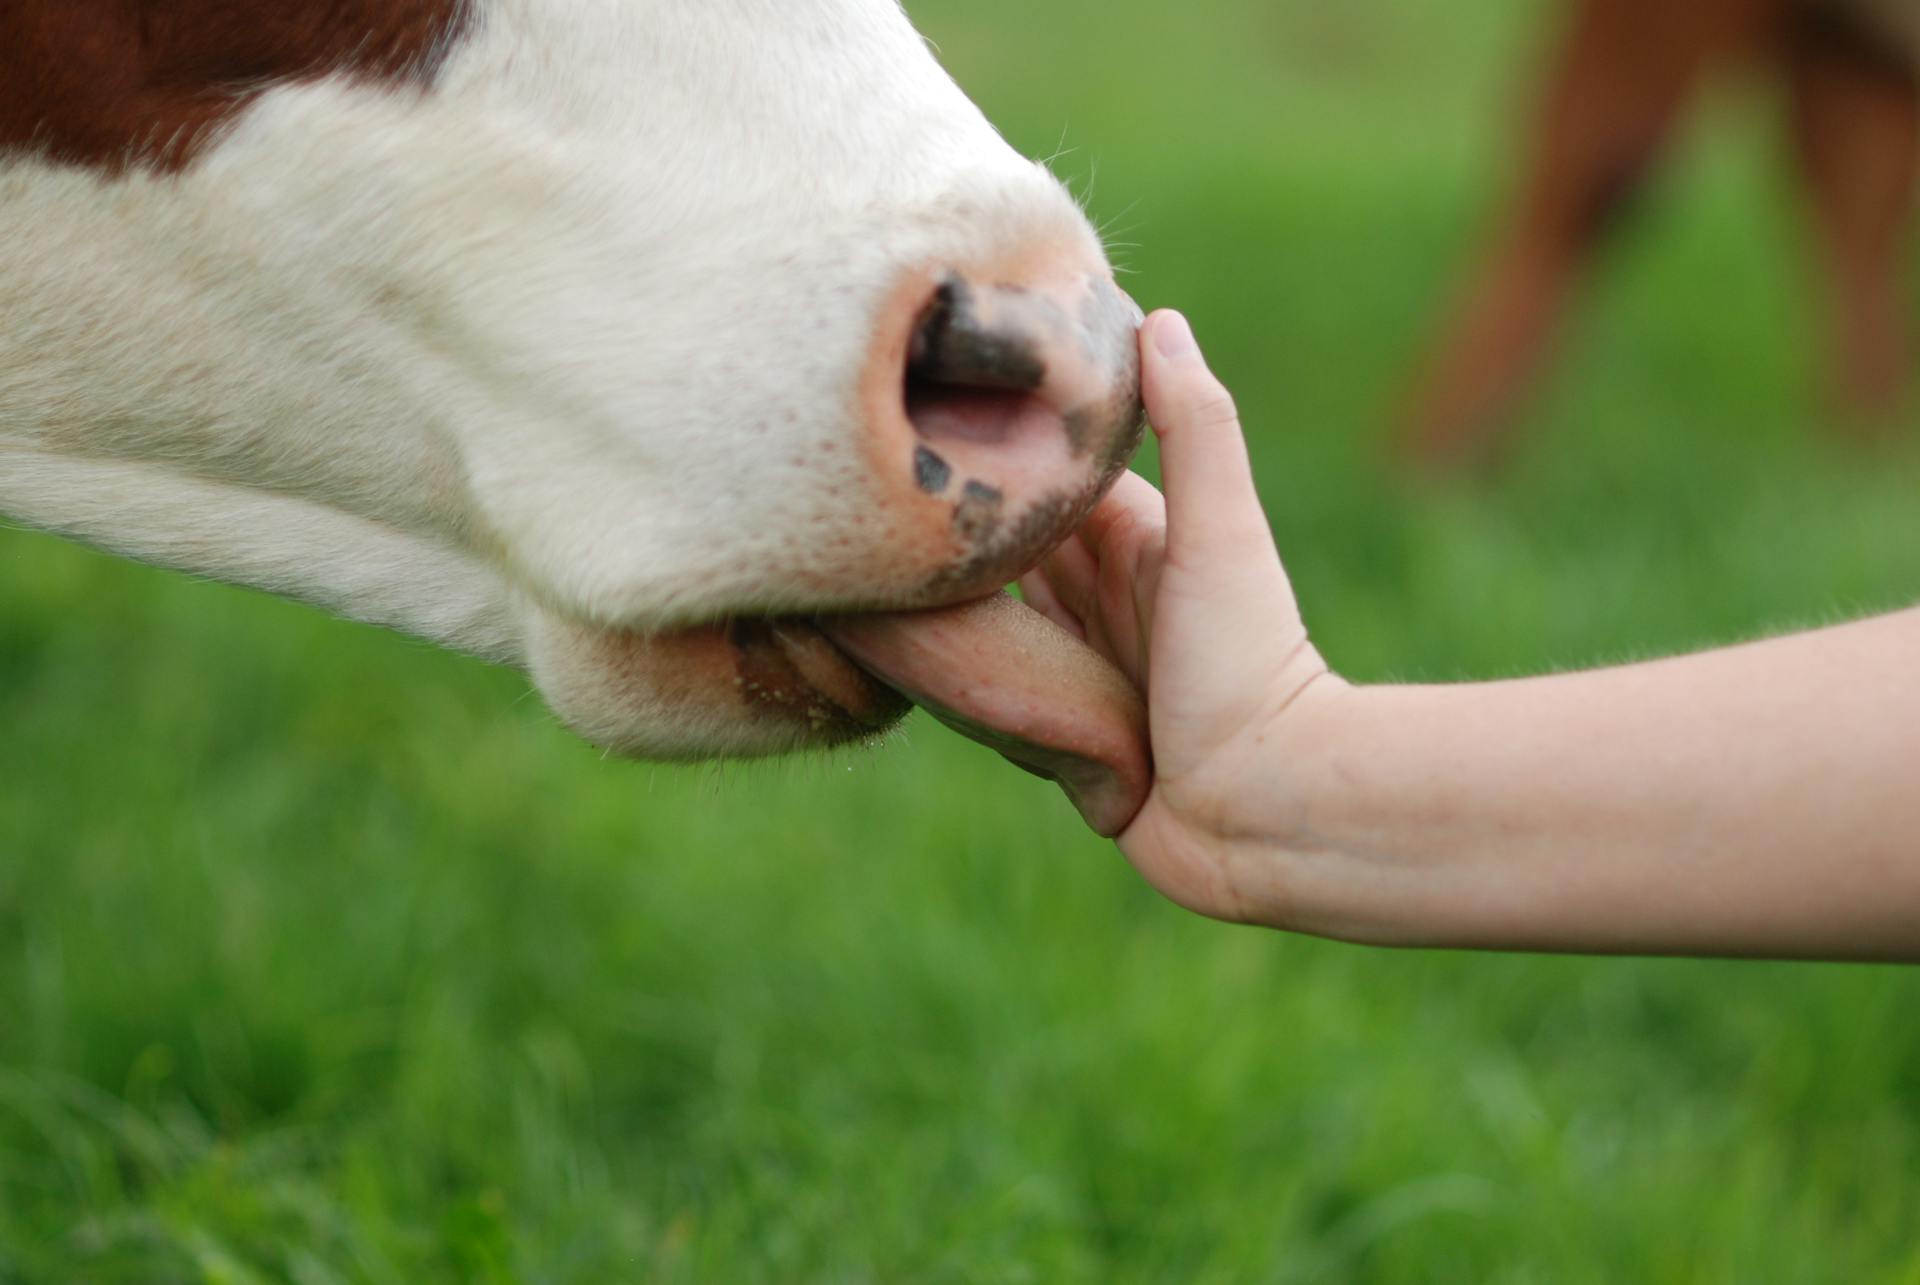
[1027,311,1920,958]
[1019,311,1341,921]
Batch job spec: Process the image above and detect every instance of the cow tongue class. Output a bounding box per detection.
[819,592,1150,837]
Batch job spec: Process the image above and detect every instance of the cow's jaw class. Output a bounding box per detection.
[523,613,910,760]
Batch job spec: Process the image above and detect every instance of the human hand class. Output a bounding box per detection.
[1019,311,1343,921]
[840,309,1920,957]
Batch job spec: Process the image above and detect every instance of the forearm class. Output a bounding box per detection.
[1275,609,1920,958]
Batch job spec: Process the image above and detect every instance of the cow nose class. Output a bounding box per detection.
[868,266,1146,600]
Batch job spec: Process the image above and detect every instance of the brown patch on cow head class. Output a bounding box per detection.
[0,0,471,175]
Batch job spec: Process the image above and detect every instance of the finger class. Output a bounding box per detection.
[1016,567,1087,641]
[1076,471,1166,562]
[1088,553,1143,685]
[1032,531,1101,630]
[1069,475,1164,682]
[1139,311,1277,579]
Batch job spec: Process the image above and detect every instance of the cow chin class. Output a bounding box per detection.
[524,608,912,760]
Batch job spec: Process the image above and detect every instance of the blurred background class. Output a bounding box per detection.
[3,0,1919,1278]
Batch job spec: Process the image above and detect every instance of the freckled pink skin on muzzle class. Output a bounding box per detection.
[822,280,1151,838]
[856,266,1147,607]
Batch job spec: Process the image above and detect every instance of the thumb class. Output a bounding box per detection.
[1140,310,1277,582]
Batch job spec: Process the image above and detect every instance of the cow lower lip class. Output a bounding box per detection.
[727,617,909,734]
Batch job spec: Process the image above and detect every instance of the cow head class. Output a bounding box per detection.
[0,0,1144,761]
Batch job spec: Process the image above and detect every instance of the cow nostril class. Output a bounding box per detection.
[907,277,1047,395]
[886,266,1141,536]
[906,380,1050,448]
[904,276,1059,460]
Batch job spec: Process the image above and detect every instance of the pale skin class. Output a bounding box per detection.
[1020,309,1920,960]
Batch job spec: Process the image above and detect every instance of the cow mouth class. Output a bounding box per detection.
[724,617,912,736]
[718,594,1149,837]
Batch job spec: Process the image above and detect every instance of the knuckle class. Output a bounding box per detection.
[1096,504,1146,547]
[1185,382,1240,431]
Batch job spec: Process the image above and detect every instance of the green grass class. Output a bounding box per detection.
[5,0,1920,1278]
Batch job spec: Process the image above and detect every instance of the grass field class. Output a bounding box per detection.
[5,0,1920,1279]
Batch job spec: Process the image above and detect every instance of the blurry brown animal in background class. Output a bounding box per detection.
[1404,0,1920,463]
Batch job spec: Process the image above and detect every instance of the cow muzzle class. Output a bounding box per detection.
[861,260,1146,603]
[525,260,1152,825]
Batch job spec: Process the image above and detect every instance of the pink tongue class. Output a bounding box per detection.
[820,593,1151,837]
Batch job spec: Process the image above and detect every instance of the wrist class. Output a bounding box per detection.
[1199,677,1480,947]
[1203,665,1364,931]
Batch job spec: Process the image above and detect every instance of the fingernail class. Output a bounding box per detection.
[1153,310,1198,359]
